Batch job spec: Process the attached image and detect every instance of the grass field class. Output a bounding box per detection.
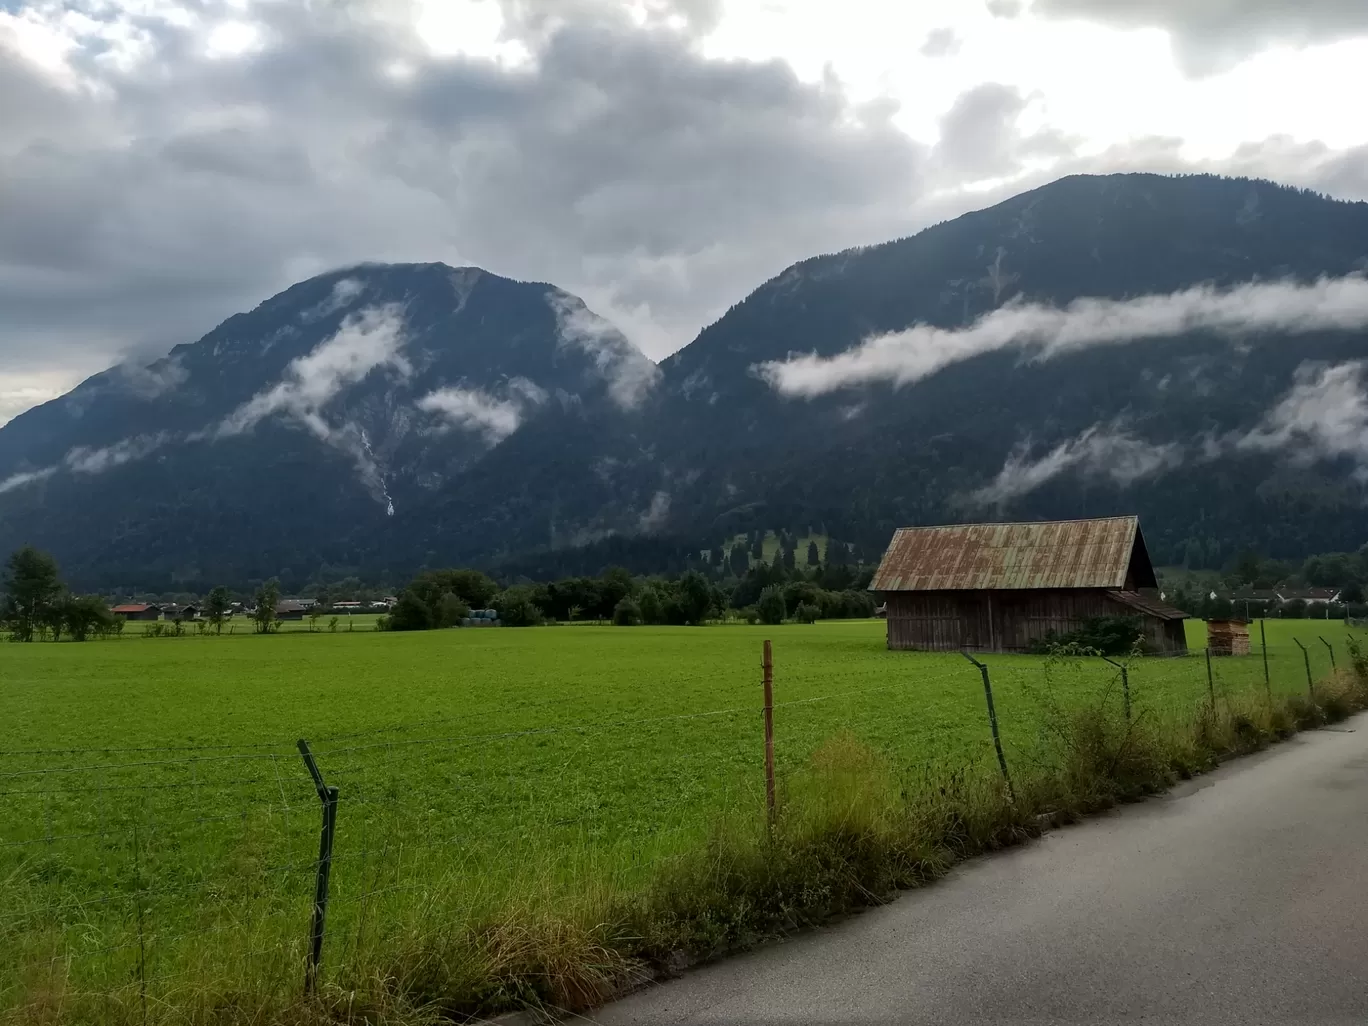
[0,618,1361,1022]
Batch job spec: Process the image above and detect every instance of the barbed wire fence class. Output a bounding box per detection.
[1,626,1359,1022]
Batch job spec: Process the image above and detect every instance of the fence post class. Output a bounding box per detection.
[1205,646,1215,709]
[762,640,776,828]
[1260,620,1271,702]
[961,651,1014,802]
[1101,655,1130,722]
[297,739,339,995]
[1292,639,1314,700]
[1319,636,1336,673]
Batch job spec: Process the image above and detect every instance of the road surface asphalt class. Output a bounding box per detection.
[586,715,1368,1025]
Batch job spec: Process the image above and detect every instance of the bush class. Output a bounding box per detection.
[613,598,643,626]
[496,588,543,627]
[794,601,819,624]
[757,586,786,625]
[387,591,432,632]
[1027,616,1145,656]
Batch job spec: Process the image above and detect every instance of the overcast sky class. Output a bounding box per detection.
[3,0,1367,426]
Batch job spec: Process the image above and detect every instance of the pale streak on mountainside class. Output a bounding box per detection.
[757,274,1368,397]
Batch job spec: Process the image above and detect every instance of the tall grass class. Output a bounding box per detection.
[11,650,1368,1026]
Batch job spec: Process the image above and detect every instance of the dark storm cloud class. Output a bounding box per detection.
[0,0,926,389]
[1033,0,1368,75]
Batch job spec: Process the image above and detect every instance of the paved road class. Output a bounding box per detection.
[592,716,1368,1025]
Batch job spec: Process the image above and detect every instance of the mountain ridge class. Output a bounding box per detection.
[4,172,1368,589]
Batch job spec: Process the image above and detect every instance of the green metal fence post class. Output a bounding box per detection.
[1101,655,1130,722]
[1319,636,1336,673]
[1205,646,1215,709]
[960,651,1014,802]
[1260,620,1271,702]
[297,739,339,996]
[1293,639,1314,700]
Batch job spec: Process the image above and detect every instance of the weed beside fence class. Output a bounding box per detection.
[2,625,1366,1024]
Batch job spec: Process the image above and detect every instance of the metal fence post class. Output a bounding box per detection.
[1319,636,1336,673]
[1260,620,1271,702]
[762,641,776,828]
[961,651,1014,802]
[1205,647,1215,709]
[297,739,339,995]
[1293,639,1314,700]
[1101,655,1130,722]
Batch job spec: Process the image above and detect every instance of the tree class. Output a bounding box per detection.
[1341,581,1365,604]
[388,591,433,631]
[495,587,543,627]
[599,567,635,616]
[794,601,820,624]
[757,586,786,625]
[253,579,280,634]
[205,586,230,635]
[806,540,820,566]
[639,586,665,625]
[435,591,470,627]
[781,545,796,572]
[676,571,712,625]
[728,544,749,577]
[63,595,116,641]
[750,532,764,559]
[613,597,643,626]
[2,546,64,642]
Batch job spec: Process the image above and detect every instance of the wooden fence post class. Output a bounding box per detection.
[1293,638,1314,700]
[762,640,776,827]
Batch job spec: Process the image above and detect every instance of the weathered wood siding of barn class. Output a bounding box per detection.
[884,589,1186,654]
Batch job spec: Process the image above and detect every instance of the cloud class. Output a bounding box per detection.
[986,0,1023,17]
[0,0,926,402]
[63,433,170,474]
[1236,361,1368,477]
[638,489,671,532]
[0,466,56,495]
[552,292,662,409]
[0,431,171,495]
[417,379,546,444]
[1032,0,1368,75]
[217,305,409,437]
[758,274,1368,398]
[971,423,1184,505]
[919,27,961,57]
[112,356,189,399]
[213,304,408,504]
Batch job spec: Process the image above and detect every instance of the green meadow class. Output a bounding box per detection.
[0,618,1358,1022]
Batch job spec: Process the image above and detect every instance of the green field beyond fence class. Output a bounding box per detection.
[0,618,1360,1022]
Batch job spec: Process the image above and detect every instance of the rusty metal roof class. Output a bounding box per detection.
[870,516,1142,592]
[1107,590,1188,621]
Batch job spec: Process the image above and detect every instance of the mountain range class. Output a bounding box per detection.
[3,172,1368,591]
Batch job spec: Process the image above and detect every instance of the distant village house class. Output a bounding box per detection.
[871,515,1188,654]
[110,603,162,621]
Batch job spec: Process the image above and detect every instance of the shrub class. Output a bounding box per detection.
[1027,616,1145,656]
[638,588,665,625]
[794,601,820,624]
[757,587,786,625]
[612,598,643,626]
[497,588,543,627]
[387,591,433,631]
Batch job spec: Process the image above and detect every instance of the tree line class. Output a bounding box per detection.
[380,554,876,632]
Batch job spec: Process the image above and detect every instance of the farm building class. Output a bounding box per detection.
[871,516,1188,654]
[275,600,310,621]
[110,603,162,621]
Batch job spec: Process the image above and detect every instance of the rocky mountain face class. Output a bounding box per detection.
[4,173,1368,589]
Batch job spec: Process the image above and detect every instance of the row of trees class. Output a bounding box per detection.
[380,557,878,632]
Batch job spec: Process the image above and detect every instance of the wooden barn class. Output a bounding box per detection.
[871,516,1188,654]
